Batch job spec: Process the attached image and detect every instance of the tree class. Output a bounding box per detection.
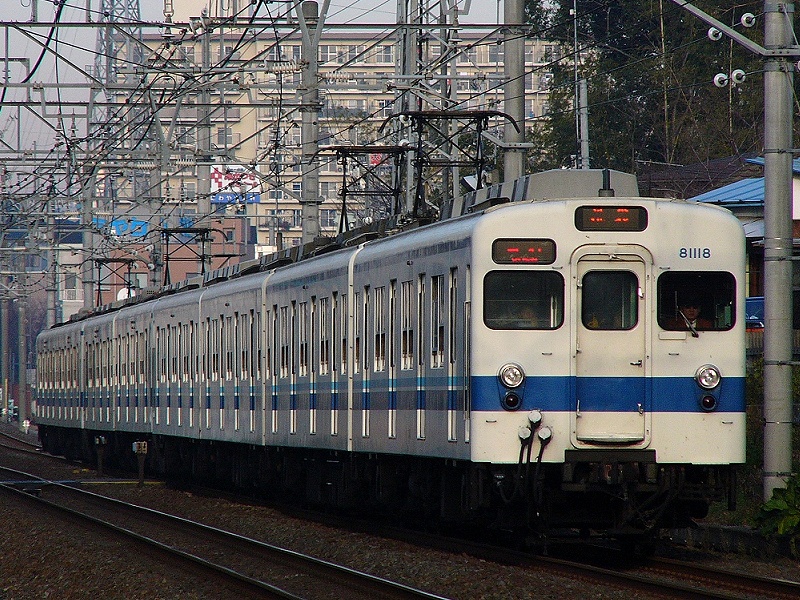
[531,1,768,173]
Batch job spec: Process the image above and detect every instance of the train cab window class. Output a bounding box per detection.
[484,271,564,330]
[658,271,735,332]
[581,271,639,330]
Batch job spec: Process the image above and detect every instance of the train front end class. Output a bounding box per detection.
[469,193,746,538]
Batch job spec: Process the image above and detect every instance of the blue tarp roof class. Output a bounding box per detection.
[690,177,765,204]
[688,156,800,205]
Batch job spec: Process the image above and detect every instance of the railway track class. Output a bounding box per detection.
[530,552,800,600]
[294,509,800,600]
[154,482,800,600]
[0,466,448,600]
[3,446,798,600]
[639,555,800,600]
[0,428,41,452]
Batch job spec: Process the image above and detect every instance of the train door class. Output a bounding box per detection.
[571,246,650,445]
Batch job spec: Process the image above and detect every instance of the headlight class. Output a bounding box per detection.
[695,364,721,390]
[499,363,525,388]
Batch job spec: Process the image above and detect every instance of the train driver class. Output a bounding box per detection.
[668,295,713,335]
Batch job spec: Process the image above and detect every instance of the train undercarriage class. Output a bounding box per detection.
[38,424,735,545]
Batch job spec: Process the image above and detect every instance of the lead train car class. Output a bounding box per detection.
[36,177,746,540]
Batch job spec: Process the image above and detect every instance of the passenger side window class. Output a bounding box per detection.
[484,271,564,330]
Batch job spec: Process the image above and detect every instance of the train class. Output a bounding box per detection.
[35,169,746,545]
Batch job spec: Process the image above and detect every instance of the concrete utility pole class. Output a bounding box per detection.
[503,0,525,181]
[670,1,799,500]
[17,288,26,428]
[578,78,590,169]
[198,17,213,272]
[762,2,796,500]
[397,0,420,215]
[297,0,328,245]
[82,170,96,310]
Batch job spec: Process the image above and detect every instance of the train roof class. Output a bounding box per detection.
[56,169,730,327]
[57,213,432,326]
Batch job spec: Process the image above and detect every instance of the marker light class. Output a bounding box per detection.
[700,395,718,412]
[502,392,521,411]
[499,363,525,388]
[695,364,721,390]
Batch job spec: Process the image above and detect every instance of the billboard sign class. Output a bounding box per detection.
[211,165,262,205]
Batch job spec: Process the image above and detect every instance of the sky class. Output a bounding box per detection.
[1,0,504,151]
[6,0,503,24]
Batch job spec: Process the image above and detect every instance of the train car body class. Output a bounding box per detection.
[35,170,746,541]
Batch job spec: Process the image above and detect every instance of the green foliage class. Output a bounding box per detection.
[531,1,772,171]
[525,0,553,31]
[719,358,800,539]
[757,475,800,557]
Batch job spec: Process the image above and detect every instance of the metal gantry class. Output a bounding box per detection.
[0,0,532,431]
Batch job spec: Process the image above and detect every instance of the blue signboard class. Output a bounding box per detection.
[93,217,150,237]
[211,192,262,205]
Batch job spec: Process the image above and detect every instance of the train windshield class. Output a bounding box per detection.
[657,271,736,331]
[484,271,564,329]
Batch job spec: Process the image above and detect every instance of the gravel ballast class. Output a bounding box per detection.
[2,423,799,599]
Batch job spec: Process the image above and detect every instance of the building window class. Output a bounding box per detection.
[320,209,337,228]
[377,99,393,118]
[320,181,337,200]
[182,181,197,200]
[376,45,393,63]
[458,47,477,64]
[217,127,233,147]
[319,45,339,63]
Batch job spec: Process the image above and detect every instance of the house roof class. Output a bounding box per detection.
[689,177,764,205]
[744,156,800,174]
[637,153,763,199]
[689,157,800,206]
[686,158,771,240]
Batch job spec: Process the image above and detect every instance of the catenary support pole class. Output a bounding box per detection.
[503,0,525,181]
[671,0,798,501]
[579,78,590,169]
[298,0,327,245]
[17,283,26,429]
[762,1,794,500]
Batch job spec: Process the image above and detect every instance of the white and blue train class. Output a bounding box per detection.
[35,169,746,540]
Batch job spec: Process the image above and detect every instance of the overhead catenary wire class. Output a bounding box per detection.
[0,0,768,283]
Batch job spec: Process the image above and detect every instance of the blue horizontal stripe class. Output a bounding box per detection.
[45,375,746,416]
[471,375,745,413]
[653,376,745,412]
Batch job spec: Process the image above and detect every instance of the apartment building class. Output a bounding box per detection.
[69,27,559,308]
[128,27,558,251]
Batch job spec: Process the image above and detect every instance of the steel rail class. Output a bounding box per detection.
[2,469,448,600]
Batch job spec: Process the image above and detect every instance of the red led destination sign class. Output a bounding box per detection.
[575,206,648,231]
[492,239,556,264]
